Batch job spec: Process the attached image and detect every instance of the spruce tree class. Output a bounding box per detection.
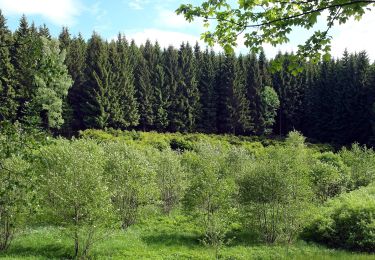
[81,32,111,129]
[152,42,169,131]
[272,53,305,135]
[133,41,154,131]
[173,42,199,132]
[0,11,17,122]
[109,34,139,129]
[64,33,87,132]
[196,48,217,133]
[164,46,180,132]
[11,15,42,127]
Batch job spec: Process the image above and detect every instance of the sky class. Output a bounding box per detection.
[0,0,375,60]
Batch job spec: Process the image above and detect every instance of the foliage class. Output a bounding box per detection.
[32,37,73,129]
[103,142,158,229]
[182,144,237,253]
[150,149,185,214]
[339,143,375,190]
[0,156,30,251]
[310,152,350,202]
[238,131,314,243]
[302,185,375,252]
[35,139,115,258]
[176,0,375,69]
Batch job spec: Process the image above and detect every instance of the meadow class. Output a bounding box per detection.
[0,128,374,259]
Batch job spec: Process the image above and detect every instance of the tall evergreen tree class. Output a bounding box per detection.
[108,34,139,129]
[11,15,42,126]
[133,41,154,131]
[81,32,111,129]
[272,53,305,135]
[172,42,199,132]
[0,11,17,122]
[164,46,180,132]
[152,42,169,131]
[196,48,217,133]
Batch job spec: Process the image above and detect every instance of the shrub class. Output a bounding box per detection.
[0,156,30,251]
[302,185,375,252]
[339,144,375,190]
[35,139,114,258]
[170,137,194,152]
[103,142,158,228]
[152,149,186,214]
[182,143,237,251]
[310,152,350,201]
[238,131,314,243]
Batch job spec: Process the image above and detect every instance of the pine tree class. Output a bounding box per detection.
[133,41,154,131]
[230,54,251,134]
[244,52,260,134]
[152,42,169,131]
[164,46,180,132]
[196,48,217,133]
[0,11,17,122]
[172,42,199,132]
[31,37,73,129]
[272,53,305,135]
[81,32,111,129]
[108,34,139,129]
[11,15,42,126]
[64,33,87,132]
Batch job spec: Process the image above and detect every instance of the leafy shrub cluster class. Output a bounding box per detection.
[302,185,375,252]
[1,128,374,257]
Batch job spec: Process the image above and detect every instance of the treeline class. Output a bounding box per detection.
[1,12,375,145]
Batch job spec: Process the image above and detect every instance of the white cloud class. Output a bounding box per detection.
[331,12,375,60]
[155,8,197,29]
[0,0,82,26]
[127,29,200,47]
[126,28,222,52]
[127,0,149,10]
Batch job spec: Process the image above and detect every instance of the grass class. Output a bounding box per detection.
[0,214,373,260]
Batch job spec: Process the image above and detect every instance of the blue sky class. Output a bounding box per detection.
[1,0,374,59]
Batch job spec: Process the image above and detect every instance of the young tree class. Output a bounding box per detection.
[238,131,314,243]
[103,142,158,229]
[32,37,73,129]
[182,144,237,252]
[36,139,115,258]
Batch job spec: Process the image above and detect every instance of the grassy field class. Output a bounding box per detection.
[0,213,373,260]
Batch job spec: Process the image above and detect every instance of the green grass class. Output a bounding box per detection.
[0,214,373,260]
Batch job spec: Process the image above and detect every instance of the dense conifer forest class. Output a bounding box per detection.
[1,12,375,145]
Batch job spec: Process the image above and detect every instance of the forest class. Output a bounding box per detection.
[1,12,375,145]
[0,10,375,260]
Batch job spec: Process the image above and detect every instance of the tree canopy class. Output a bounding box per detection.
[177,0,375,66]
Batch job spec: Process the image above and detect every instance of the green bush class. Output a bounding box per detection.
[310,152,350,201]
[35,139,115,258]
[103,142,158,228]
[170,137,194,152]
[151,148,186,214]
[182,143,237,251]
[302,185,375,252]
[339,144,375,190]
[0,156,30,251]
[238,131,314,244]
